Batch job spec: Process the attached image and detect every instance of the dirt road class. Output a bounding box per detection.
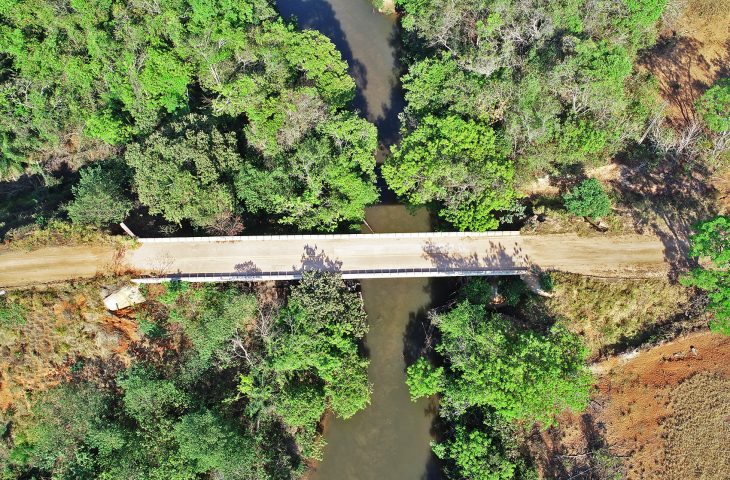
[0,232,669,287]
[0,245,118,288]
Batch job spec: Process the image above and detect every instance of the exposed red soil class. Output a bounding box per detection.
[529,330,730,479]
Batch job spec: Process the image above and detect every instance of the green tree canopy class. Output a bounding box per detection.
[432,416,533,480]
[9,373,274,479]
[403,281,590,480]
[1,0,378,229]
[235,112,379,231]
[66,161,134,228]
[266,272,370,420]
[419,301,591,424]
[393,0,665,210]
[159,282,258,366]
[125,115,240,228]
[383,115,516,230]
[563,178,612,218]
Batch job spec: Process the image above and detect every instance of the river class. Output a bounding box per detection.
[276,0,444,478]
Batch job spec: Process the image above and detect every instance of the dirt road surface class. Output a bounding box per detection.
[0,232,669,287]
[0,245,117,288]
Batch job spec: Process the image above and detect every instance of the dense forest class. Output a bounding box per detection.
[1,0,378,233]
[2,272,370,478]
[386,0,727,230]
[1,0,728,235]
[406,278,592,479]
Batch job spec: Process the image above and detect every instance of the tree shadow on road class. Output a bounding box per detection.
[421,240,530,273]
[295,244,343,273]
[609,154,717,281]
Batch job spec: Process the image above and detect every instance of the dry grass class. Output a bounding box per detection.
[0,279,137,414]
[539,273,692,356]
[662,372,730,479]
[1,220,136,252]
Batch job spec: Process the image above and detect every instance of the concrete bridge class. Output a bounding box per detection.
[125,231,668,283]
[0,231,669,288]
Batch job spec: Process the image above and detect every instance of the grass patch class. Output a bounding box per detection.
[662,372,730,479]
[527,272,692,356]
[2,219,136,251]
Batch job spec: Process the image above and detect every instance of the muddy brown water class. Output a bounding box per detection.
[277,0,405,162]
[276,0,445,478]
[304,205,446,480]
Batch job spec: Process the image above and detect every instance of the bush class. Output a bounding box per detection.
[696,78,730,133]
[563,178,612,218]
[681,216,730,334]
[66,162,133,228]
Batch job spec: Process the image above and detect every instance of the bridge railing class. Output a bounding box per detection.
[132,266,530,284]
[136,230,521,243]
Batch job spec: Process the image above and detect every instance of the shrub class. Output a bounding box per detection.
[66,162,133,228]
[696,78,730,133]
[681,216,730,334]
[563,178,612,218]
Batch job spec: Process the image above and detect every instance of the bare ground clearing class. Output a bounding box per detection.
[529,330,730,479]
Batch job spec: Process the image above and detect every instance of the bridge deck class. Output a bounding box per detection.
[128,231,529,282]
[126,231,668,283]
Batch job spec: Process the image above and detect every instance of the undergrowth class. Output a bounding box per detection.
[2,220,136,251]
[525,272,693,357]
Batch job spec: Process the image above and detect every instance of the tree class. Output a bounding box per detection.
[563,178,612,218]
[432,418,531,480]
[159,282,258,366]
[680,216,730,334]
[696,78,730,133]
[7,384,110,474]
[266,272,371,420]
[66,162,134,228]
[406,358,444,400]
[383,115,516,231]
[118,367,190,426]
[235,113,379,231]
[409,301,591,425]
[173,410,260,478]
[125,115,240,228]
[0,132,25,180]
